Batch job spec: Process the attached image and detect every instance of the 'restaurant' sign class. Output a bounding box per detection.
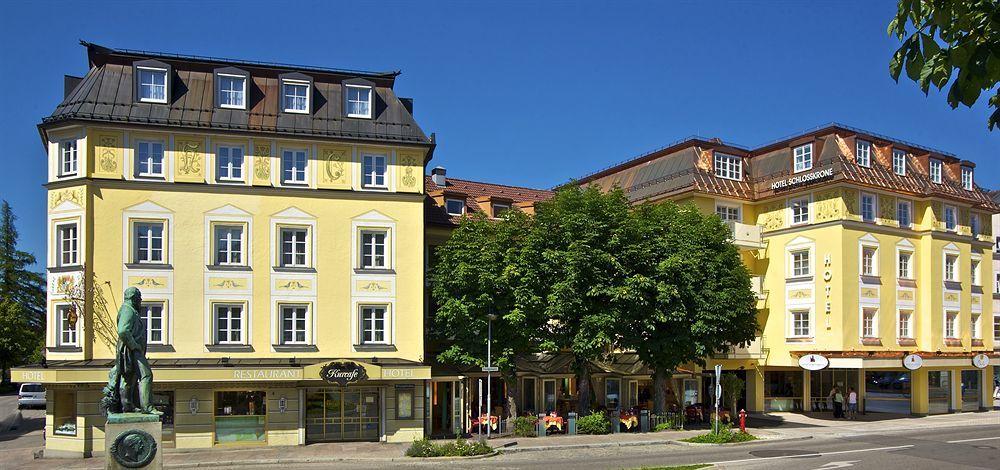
[320,361,368,385]
[798,353,829,371]
[770,168,835,191]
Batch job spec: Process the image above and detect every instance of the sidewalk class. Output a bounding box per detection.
[750,409,1000,437]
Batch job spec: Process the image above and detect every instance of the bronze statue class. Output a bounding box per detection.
[101,287,161,415]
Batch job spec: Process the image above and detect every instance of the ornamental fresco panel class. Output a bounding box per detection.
[759,202,785,231]
[813,189,843,222]
[174,136,205,183]
[252,142,273,186]
[91,131,123,179]
[878,196,896,226]
[318,145,351,190]
[396,151,423,193]
[49,187,86,210]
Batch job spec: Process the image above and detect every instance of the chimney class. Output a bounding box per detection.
[431,166,447,187]
[400,98,413,115]
[64,75,83,99]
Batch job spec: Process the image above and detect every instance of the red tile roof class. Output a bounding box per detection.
[425,176,553,227]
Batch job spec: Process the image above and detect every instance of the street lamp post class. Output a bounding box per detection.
[486,312,496,438]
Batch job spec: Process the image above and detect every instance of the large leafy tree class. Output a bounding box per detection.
[430,209,542,419]
[620,202,758,414]
[0,201,46,328]
[888,0,1000,129]
[0,298,41,385]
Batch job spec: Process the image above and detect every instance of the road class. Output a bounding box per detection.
[0,392,46,468]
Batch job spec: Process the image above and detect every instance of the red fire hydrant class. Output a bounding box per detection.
[739,409,747,433]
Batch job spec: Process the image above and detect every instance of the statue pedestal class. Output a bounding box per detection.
[105,413,162,470]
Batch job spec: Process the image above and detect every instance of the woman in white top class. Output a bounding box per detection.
[847,387,858,420]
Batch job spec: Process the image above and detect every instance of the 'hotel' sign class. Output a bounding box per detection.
[770,168,835,191]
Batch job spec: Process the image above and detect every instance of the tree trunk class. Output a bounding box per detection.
[575,357,592,416]
[504,374,519,419]
[653,367,670,414]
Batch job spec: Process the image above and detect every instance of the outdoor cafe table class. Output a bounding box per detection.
[543,415,564,431]
[470,415,498,432]
[620,413,639,430]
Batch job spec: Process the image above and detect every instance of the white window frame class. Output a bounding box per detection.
[281,80,310,114]
[929,159,942,183]
[133,220,165,264]
[134,140,165,178]
[855,140,871,167]
[897,310,914,340]
[59,140,78,177]
[140,302,166,345]
[281,149,308,185]
[137,66,168,103]
[345,84,373,118]
[961,167,973,190]
[971,256,981,286]
[713,152,742,180]
[860,192,876,222]
[896,199,912,228]
[892,149,906,176]
[861,308,878,338]
[279,304,310,345]
[214,225,245,266]
[359,305,390,345]
[715,203,741,223]
[971,313,981,340]
[944,311,959,339]
[861,245,878,277]
[944,205,957,231]
[360,229,389,269]
[789,309,812,338]
[279,226,310,268]
[970,214,980,238]
[55,222,79,267]
[56,305,78,347]
[361,153,388,189]
[944,253,959,282]
[216,145,245,182]
[897,250,913,279]
[790,249,811,278]
[445,198,465,216]
[790,197,810,225]
[214,303,245,345]
[217,73,247,110]
[793,144,813,173]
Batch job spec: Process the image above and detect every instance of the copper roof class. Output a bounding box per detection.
[426,175,553,227]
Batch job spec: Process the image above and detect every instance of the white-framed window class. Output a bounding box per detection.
[446,198,465,216]
[945,254,958,282]
[217,146,244,182]
[360,305,389,344]
[944,311,958,339]
[218,73,246,109]
[492,203,511,216]
[281,149,307,184]
[791,249,810,277]
[971,258,981,286]
[214,304,244,344]
[993,315,1000,342]
[56,223,78,266]
[140,303,165,345]
[860,193,876,222]
[898,251,913,279]
[135,140,165,177]
[346,85,372,118]
[855,140,871,167]
[133,221,165,264]
[714,152,742,180]
[861,246,877,276]
[971,313,981,339]
[59,140,78,177]
[790,310,811,338]
[970,214,980,237]
[944,205,956,231]
[362,154,387,188]
[961,167,973,190]
[716,203,741,223]
[282,80,310,113]
[790,197,809,225]
[898,310,913,339]
[137,66,168,103]
[896,199,912,228]
[793,144,813,173]
[56,305,78,347]
[214,225,244,266]
[861,308,877,338]
[280,304,308,345]
[279,227,308,267]
[361,230,388,269]
[929,159,942,183]
[892,149,906,176]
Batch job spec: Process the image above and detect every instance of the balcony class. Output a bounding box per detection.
[714,335,768,360]
[727,221,765,250]
[751,275,768,308]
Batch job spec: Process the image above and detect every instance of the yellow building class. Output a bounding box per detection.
[15,42,434,456]
[579,125,999,416]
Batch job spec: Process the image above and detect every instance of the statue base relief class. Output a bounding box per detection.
[105,413,162,470]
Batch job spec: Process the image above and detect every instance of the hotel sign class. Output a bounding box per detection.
[321,361,368,385]
[798,353,829,371]
[770,168,834,191]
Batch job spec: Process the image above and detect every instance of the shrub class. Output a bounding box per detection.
[681,423,757,444]
[405,437,493,457]
[577,412,611,435]
[653,422,672,432]
[513,416,538,437]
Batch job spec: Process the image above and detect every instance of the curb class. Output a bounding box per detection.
[501,438,680,453]
[671,435,813,447]
[163,451,500,468]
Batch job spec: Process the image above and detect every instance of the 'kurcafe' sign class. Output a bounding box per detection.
[320,361,368,385]
[770,168,835,191]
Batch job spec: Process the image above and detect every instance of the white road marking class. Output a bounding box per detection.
[812,460,859,469]
[945,437,1000,444]
[707,444,914,466]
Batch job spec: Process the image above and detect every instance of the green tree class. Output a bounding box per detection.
[720,372,746,413]
[621,202,758,414]
[0,201,46,328]
[431,209,541,419]
[888,0,1000,129]
[0,298,41,385]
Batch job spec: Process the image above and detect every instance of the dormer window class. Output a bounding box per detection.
[215,68,248,109]
[446,198,465,216]
[929,159,942,183]
[961,167,973,190]
[713,152,742,180]
[137,67,167,103]
[793,144,812,173]
[892,149,906,176]
[346,85,372,118]
[281,81,309,114]
[855,140,871,167]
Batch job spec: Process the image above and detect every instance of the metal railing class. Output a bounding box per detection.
[714,336,767,360]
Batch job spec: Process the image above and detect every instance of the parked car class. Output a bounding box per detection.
[17,383,46,409]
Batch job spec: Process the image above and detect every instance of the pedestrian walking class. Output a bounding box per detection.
[847,387,858,419]
[831,386,845,419]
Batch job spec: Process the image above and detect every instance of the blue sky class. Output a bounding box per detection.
[1,0,997,267]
